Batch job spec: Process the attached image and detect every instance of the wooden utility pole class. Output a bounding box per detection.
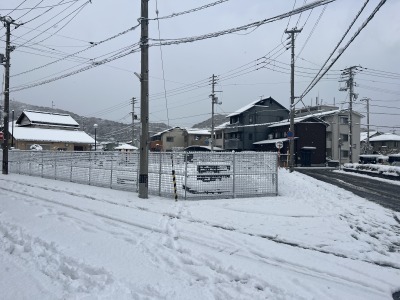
[1,16,19,175]
[285,27,302,172]
[138,0,149,198]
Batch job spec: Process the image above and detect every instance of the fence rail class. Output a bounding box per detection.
[1,150,278,199]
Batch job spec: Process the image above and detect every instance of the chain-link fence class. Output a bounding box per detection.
[1,150,278,199]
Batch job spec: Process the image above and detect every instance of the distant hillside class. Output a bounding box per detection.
[192,114,228,128]
[5,101,170,143]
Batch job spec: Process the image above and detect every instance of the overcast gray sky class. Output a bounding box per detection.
[1,0,399,133]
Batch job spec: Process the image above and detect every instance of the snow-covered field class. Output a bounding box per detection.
[1,169,400,299]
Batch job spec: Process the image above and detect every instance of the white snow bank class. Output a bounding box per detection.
[0,170,399,299]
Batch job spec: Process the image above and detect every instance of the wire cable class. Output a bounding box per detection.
[155,0,170,127]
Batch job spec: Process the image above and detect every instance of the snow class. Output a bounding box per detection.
[20,110,79,127]
[114,143,138,150]
[1,169,400,299]
[369,132,400,142]
[11,126,95,144]
[185,128,210,135]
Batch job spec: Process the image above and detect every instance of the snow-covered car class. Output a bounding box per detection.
[30,144,43,151]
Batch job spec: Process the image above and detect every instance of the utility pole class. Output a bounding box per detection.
[285,27,302,172]
[131,97,137,147]
[339,66,359,163]
[138,0,149,199]
[361,97,370,154]
[209,74,220,151]
[1,16,19,175]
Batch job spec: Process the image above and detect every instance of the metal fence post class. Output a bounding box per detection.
[110,154,113,189]
[232,151,236,198]
[136,152,139,192]
[275,152,279,196]
[184,151,188,200]
[158,152,162,196]
[41,151,44,177]
[70,152,73,182]
[89,152,92,185]
[54,152,57,180]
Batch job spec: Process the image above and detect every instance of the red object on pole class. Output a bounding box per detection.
[0,132,4,141]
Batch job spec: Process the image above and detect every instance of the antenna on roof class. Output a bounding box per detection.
[52,101,55,110]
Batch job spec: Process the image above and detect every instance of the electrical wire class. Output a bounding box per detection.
[0,1,83,11]
[11,23,140,77]
[16,0,90,48]
[148,0,335,46]
[149,0,230,21]
[297,0,370,103]
[155,0,170,127]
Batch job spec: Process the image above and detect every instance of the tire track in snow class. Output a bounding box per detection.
[1,178,399,296]
[2,177,400,271]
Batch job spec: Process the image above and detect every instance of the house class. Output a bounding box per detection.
[224,97,289,151]
[369,133,400,155]
[295,105,363,164]
[150,127,211,151]
[9,110,94,151]
[360,130,382,154]
[214,122,229,149]
[253,116,328,166]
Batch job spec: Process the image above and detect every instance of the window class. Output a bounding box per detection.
[166,136,174,142]
[340,134,348,142]
[268,133,273,140]
[327,132,332,141]
[249,115,254,124]
[248,133,253,140]
[274,132,280,139]
[341,150,349,158]
[216,133,222,139]
[340,117,349,124]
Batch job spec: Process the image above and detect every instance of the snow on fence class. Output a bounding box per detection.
[1,150,278,199]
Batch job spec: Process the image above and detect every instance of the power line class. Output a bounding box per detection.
[0,0,84,11]
[155,0,170,127]
[148,0,230,21]
[11,23,140,77]
[148,0,335,46]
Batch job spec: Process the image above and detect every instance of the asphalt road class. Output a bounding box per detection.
[296,169,400,212]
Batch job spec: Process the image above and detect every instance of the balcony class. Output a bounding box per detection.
[224,139,243,150]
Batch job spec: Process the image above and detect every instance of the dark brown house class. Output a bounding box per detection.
[254,116,328,166]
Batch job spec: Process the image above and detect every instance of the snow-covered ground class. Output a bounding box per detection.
[1,169,400,299]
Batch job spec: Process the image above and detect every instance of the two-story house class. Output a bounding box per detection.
[295,105,363,164]
[150,127,211,151]
[224,97,289,151]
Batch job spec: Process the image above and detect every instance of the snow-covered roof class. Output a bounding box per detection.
[296,108,364,119]
[268,116,328,128]
[152,127,181,137]
[114,143,138,150]
[360,131,379,142]
[17,110,79,127]
[253,137,297,145]
[369,133,400,142]
[215,122,230,130]
[186,128,210,135]
[11,126,94,144]
[226,97,287,118]
[184,145,223,151]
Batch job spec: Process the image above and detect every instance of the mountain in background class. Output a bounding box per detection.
[2,101,228,141]
[4,100,170,143]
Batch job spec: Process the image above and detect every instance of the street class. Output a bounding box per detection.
[296,169,400,212]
